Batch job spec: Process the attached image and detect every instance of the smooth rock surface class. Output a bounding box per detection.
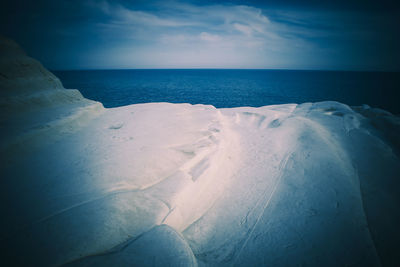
[1,36,399,266]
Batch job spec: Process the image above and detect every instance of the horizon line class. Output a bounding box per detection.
[50,67,400,73]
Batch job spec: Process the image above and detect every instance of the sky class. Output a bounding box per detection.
[1,0,400,71]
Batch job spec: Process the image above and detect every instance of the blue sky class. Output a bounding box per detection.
[1,0,399,70]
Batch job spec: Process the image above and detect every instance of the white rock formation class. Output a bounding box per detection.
[1,36,399,266]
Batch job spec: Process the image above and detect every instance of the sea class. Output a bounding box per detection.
[54,69,400,114]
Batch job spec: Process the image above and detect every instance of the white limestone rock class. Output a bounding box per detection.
[1,37,399,267]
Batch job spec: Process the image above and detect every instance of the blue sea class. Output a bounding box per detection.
[54,69,400,114]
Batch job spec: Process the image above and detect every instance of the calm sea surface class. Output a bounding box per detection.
[54,69,400,114]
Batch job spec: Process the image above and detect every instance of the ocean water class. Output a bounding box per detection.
[54,69,400,114]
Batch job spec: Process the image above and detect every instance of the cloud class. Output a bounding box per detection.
[199,32,222,42]
[90,1,271,35]
[2,0,397,70]
[95,1,283,51]
[83,1,301,68]
[79,0,396,70]
[160,34,190,44]
[88,0,195,27]
[233,23,253,36]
